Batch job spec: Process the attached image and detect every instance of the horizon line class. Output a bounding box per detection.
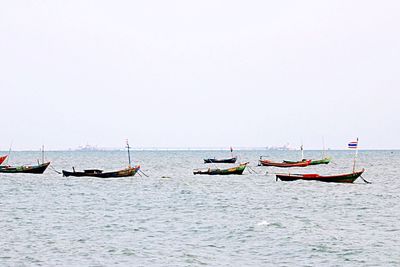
[1,148,399,152]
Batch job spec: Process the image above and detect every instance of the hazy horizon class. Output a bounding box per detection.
[1,1,399,150]
[1,146,399,152]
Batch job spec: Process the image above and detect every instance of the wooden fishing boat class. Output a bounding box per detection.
[204,157,237,164]
[62,165,140,178]
[282,159,306,164]
[283,157,331,165]
[0,162,50,174]
[310,157,331,165]
[276,169,365,183]
[194,163,247,175]
[259,159,311,167]
[62,140,141,179]
[0,155,7,165]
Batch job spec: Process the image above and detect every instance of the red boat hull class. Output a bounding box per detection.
[276,169,365,183]
[259,159,311,168]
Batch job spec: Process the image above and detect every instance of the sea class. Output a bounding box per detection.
[0,150,399,266]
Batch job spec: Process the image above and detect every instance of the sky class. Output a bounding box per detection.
[0,0,399,150]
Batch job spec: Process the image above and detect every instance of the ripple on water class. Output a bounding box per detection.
[0,150,400,266]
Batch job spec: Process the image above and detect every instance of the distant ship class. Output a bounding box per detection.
[265,143,293,151]
[74,144,102,151]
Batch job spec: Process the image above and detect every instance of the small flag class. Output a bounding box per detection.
[348,140,358,149]
[230,147,233,153]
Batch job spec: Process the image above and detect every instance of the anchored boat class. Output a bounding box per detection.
[204,157,237,164]
[283,143,331,165]
[276,169,365,183]
[309,157,331,165]
[194,163,247,175]
[0,146,50,174]
[62,165,140,178]
[62,140,141,178]
[204,147,237,164]
[283,157,331,165]
[0,162,50,174]
[259,158,311,168]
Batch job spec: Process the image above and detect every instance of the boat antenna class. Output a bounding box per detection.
[126,139,131,167]
[230,146,233,158]
[322,136,326,158]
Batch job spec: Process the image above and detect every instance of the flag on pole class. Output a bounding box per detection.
[230,147,233,153]
[348,140,358,149]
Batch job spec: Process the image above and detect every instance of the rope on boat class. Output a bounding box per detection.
[360,175,371,184]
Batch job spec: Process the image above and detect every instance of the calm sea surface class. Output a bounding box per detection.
[1,150,399,266]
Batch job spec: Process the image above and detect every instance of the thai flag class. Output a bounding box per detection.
[348,140,358,149]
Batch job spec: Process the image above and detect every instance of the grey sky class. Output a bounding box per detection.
[1,1,399,150]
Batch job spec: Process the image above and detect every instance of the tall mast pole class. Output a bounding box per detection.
[42,145,45,164]
[126,139,131,167]
[352,137,359,173]
[301,144,304,160]
[6,141,12,165]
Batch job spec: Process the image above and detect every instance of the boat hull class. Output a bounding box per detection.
[62,166,140,178]
[0,162,50,174]
[310,157,331,165]
[259,159,311,168]
[194,164,246,175]
[283,158,331,165]
[276,169,365,183]
[204,157,237,164]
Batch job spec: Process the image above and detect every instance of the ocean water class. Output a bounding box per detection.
[0,150,399,266]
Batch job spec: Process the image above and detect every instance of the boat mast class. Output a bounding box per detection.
[42,145,45,164]
[126,139,131,167]
[5,141,12,165]
[352,137,359,173]
[301,144,304,160]
[322,136,326,158]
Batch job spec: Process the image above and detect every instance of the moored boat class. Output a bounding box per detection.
[259,158,311,168]
[0,155,7,165]
[204,157,237,164]
[0,162,50,174]
[62,165,140,178]
[310,157,331,165]
[204,147,237,164]
[194,163,247,175]
[62,140,141,178]
[276,169,365,183]
[283,157,331,165]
